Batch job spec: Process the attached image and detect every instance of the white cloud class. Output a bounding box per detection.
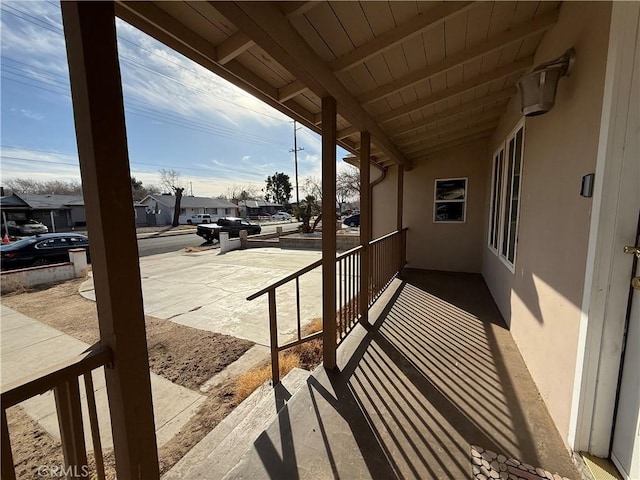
[242,155,251,162]
[13,108,44,120]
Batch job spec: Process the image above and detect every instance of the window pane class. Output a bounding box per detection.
[502,139,515,255]
[435,203,465,222]
[435,179,466,200]
[507,129,524,263]
[489,150,503,249]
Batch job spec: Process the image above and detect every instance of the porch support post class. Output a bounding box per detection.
[397,165,405,268]
[321,96,337,369]
[359,131,371,324]
[61,2,159,479]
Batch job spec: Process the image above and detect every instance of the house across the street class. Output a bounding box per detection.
[140,194,238,225]
[237,199,283,218]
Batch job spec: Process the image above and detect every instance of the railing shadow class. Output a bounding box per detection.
[249,270,558,479]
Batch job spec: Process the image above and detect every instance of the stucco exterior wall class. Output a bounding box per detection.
[402,139,490,272]
[481,2,612,445]
[371,165,398,239]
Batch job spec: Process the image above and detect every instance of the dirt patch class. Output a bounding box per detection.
[2,278,254,478]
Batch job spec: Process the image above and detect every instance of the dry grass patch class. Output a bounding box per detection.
[233,317,325,402]
[234,353,300,403]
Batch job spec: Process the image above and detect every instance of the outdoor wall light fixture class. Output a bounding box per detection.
[517,48,575,117]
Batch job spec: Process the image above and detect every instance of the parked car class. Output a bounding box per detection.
[196,217,261,243]
[271,211,292,221]
[3,219,49,236]
[185,214,212,225]
[343,214,360,227]
[0,233,89,270]
[256,213,272,220]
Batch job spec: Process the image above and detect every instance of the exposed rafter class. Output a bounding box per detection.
[279,80,306,102]
[357,10,558,105]
[279,1,320,18]
[407,124,498,158]
[397,108,504,149]
[330,2,474,73]
[412,132,492,160]
[210,1,412,169]
[216,32,254,64]
[376,58,529,124]
[389,90,513,139]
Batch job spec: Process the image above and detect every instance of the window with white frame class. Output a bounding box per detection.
[488,122,525,269]
[434,178,467,223]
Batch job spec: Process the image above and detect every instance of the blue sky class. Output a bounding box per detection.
[1,1,350,198]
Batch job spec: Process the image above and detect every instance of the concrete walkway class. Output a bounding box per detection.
[80,248,323,347]
[0,305,205,451]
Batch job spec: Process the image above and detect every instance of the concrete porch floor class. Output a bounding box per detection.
[223,269,582,479]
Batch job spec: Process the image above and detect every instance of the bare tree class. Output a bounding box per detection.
[4,178,83,195]
[131,176,161,202]
[159,169,185,227]
[301,166,360,209]
[226,184,259,202]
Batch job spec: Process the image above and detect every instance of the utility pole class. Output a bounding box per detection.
[290,120,304,206]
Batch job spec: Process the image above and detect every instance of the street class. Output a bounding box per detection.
[137,222,301,257]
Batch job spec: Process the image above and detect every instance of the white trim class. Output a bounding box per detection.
[433,177,468,223]
[488,145,505,253]
[569,1,640,454]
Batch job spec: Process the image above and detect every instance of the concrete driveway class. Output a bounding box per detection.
[80,248,323,347]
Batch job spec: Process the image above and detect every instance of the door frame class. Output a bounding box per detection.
[569,1,640,456]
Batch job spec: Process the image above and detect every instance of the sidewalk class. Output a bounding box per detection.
[0,305,205,451]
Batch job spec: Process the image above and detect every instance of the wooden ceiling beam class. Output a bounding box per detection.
[279,2,320,18]
[278,80,307,102]
[389,90,512,138]
[330,2,474,73]
[338,125,358,140]
[116,3,330,145]
[211,1,412,169]
[358,10,558,105]
[216,32,254,64]
[376,57,530,124]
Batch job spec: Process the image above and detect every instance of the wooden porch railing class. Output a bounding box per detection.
[247,228,407,385]
[1,346,113,480]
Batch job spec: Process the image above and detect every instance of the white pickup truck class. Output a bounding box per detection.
[182,214,213,225]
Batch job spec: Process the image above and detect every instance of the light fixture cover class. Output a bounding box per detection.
[517,48,575,117]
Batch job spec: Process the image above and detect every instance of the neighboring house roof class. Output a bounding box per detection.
[142,194,238,209]
[238,199,282,209]
[0,194,30,209]
[1,193,84,210]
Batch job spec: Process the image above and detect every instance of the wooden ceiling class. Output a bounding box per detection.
[116,1,561,170]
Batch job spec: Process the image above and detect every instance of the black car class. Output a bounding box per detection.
[343,213,360,227]
[0,233,90,270]
[196,217,262,243]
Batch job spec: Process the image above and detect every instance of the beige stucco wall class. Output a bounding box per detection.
[481,2,612,445]
[371,164,398,239]
[401,139,490,272]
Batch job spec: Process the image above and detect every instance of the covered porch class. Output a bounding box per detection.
[216,270,579,480]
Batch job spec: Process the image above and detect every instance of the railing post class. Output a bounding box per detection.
[54,379,88,476]
[1,409,16,480]
[360,131,371,325]
[397,166,404,272]
[268,290,280,385]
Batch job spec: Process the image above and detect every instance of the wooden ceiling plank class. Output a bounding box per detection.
[410,132,491,160]
[338,126,358,140]
[376,56,530,124]
[406,123,497,157]
[216,31,254,64]
[389,90,511,137]
[358,9,558,105]
[330,2,474,73]
[210,1,411,169]
[399,111,502,150]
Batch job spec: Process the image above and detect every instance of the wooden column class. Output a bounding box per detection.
[359,132,371,324]
[61,3,159,478]
[321,96,337,369]
[397,165,405,268]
